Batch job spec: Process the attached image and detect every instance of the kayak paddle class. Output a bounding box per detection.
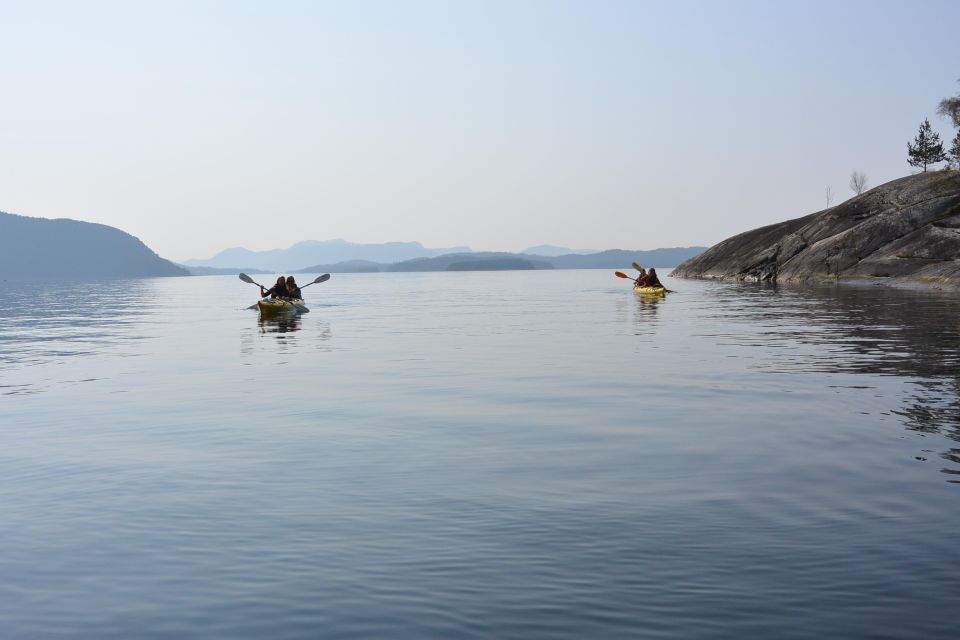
[242,273,331,309]
[240,273,269,309]
[239,272,265,288]
[298,273,330,290]
[632,262,644,272]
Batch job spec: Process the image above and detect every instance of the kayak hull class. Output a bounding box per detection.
[634,286,666,296]
[257,298,309,316]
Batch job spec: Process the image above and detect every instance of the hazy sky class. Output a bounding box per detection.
[2,0,958,261]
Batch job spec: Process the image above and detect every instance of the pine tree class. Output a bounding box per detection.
[950,130,960,170]
[907,119,947,172]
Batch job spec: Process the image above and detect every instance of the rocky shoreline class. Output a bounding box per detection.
[671,171,960,290]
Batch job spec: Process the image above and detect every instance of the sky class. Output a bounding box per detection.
[1,0,958,262]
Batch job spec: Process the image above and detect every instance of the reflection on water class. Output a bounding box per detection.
[0,279,157,361]
[612,289,662,335]
[0,279,160,394]
[2,276,959,474]
[258,314,302,335]
[633,292,664,319]
[691,281,960,478]
[894,378,960,481]
[3,272,960,638]
[695,283,959,377]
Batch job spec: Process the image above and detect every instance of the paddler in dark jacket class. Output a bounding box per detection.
[645,268,663,288]
[260,276,290,299]
[285,276,302,299]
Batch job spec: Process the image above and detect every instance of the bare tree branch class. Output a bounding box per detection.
[938,78,960,128]
[849,171,868,196]
[939,98,960,128]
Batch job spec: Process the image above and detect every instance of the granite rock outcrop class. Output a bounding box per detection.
[672,171,960,288]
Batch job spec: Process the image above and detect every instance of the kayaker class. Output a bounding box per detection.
[260,276,290,299]
[285,276,302,299]
[645,268,663,288]
[634,268,650,287]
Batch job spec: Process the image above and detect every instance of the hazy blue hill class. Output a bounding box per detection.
[0,211,188,279]
[185,239,472,271]
[387,253,553,272]
[447,258,548,271]
[547,247,706,269]
[292,260,383,274]
[521,244,598,256]
[180,265,272,276]
[294,247,705,274]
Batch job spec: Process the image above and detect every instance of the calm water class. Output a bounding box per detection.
[1,270,958,639]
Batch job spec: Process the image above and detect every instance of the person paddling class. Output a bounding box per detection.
[634,267,650,287]
[260,276,289,299]
[285,276,302,299]
[645,268,663,289]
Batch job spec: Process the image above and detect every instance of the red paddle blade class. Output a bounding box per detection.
[614,271,632,279]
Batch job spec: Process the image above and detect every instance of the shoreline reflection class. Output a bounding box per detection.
[694,282,960,480]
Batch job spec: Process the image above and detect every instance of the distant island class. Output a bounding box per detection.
[289,247,706,274]
[183,239,472,272]
[672,171,960,289]
[184,240,706,274]
[520,244,599,256]
[0,207,706,280]
[0,211,187,279]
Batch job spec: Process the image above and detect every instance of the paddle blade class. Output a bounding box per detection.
[239,273,254,284]
[632,262,644,272]
[614,271,632,279]
[299,273,331,290]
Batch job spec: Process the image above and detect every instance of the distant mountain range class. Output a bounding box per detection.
[0,211,187,279]
[0,207,705,280]
[290,247,706,274]
[184,240,705,274]
[520,244,599,256]
[183,239,472,272]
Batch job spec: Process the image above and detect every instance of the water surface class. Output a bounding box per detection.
[1,271,958,638]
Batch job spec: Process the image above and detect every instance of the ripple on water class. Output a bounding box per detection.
[1,273,959,638]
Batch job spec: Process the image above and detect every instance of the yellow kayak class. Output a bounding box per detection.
[634,286,667,296]
[257,298,309,316]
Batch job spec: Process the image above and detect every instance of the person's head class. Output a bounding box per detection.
[648,268,657,276]
[276,276,285,286]
[286,276,296,286]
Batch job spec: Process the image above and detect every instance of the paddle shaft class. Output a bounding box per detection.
[297,274,330,290]
[246,274,330,309]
